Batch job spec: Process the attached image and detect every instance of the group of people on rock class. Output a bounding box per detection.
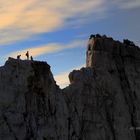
[17,51,33,60]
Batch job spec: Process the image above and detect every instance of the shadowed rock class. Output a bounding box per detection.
[0,35,140,140]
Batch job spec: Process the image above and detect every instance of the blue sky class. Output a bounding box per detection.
[0,0,140,88]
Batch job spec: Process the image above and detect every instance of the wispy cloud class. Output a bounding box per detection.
[7,39,86,59]
[54,65,84,88]
[0,0,106,44]
[0,0,138,45]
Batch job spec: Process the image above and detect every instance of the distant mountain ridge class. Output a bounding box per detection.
[0,35,140,140]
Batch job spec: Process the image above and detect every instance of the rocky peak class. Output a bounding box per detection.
[0,35,140,140]
[86,35,140,69]
[0,57,68,140]
[65,34,140,140]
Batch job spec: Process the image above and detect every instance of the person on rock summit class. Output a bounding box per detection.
[26,51,29,60]
[17,55,21,59]
[30,56,33,61]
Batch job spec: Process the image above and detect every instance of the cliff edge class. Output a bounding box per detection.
[0,35,140,140]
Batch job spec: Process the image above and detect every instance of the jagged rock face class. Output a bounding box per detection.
[0,58,68,140]
[0,36,140,140]
[63,36,140,140]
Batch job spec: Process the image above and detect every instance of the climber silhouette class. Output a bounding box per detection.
[30,56,33,61]
[17,55,21,59]
[25,51,29,60]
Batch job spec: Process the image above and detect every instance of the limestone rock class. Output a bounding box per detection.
[0,35,140,140]
[0,58,68,140]
[64,35,140,140]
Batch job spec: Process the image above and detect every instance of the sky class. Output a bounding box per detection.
[0,0,140,88]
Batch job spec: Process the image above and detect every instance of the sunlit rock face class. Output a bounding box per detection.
[0,35,140,140]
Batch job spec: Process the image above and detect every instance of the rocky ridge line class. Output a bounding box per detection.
[0,35,139,140]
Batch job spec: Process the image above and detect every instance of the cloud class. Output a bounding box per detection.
[54,71,70,88]
[1,0,138,45]
[54,65,84,88]
[0,0,106,44]
[7,39,86,59]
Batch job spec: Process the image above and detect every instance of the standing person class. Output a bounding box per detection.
[25,51,29,60]
[17,55,21,59]
[30,56,33,61]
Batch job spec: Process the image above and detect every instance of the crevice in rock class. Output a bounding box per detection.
[3,114,19,140]
[113,53,138,139]
[104,102,116,140]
